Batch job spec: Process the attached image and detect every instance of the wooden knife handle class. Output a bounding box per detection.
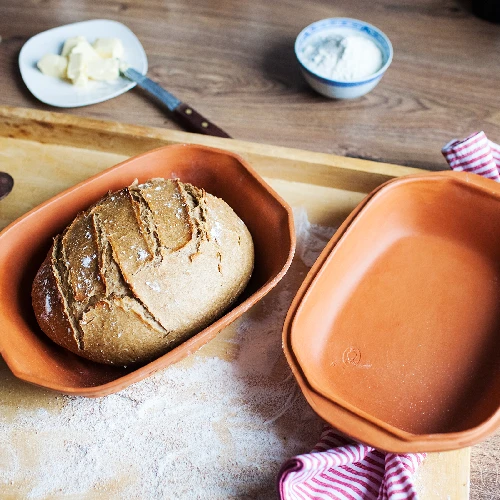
[173,103,231,138]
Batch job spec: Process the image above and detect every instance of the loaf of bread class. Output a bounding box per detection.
[32,178,254,366]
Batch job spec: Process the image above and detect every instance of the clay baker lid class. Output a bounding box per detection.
[283,171,500,452]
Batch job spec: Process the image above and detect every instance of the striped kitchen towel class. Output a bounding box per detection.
[278,426,426,500]
[442,131,500,182]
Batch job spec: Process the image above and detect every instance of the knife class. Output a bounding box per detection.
[122,67,231,139]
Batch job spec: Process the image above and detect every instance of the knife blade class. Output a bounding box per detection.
[122,67,231,139]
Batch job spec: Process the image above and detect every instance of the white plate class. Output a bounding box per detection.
[19,19,148,108]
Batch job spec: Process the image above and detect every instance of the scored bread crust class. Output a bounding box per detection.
[32,178,254,366]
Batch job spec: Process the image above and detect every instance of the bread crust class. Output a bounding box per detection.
[32,178,254,366]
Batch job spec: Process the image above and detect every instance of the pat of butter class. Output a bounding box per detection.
[70,40,100,62]
[61,36,86,57]
[87,58,120,81]
[37,54,68,79]
[67,53,88,86]
[38,35,126,87]
[93,38,124,59]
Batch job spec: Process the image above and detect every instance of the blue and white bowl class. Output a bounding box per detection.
[295,18,393,99]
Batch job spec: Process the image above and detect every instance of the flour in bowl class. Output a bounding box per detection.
[301,33,383,81]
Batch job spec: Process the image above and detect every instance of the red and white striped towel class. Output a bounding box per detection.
[278,426,425,500]
[442,131,500,181]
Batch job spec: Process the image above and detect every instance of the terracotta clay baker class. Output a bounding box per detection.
[284,170,500,452]
[0,144,295,397]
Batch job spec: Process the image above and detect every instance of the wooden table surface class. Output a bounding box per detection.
[0,0,499,497]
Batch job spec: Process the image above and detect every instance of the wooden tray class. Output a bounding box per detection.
[0,106,469,498]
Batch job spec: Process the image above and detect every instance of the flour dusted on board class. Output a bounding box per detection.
[0,209,336,499]
[301,33,383,81]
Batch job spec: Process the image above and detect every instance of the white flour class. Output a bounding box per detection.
[301,32,383,81]
[0,209,336,500]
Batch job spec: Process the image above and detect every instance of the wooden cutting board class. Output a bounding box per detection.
[0,106,470,498]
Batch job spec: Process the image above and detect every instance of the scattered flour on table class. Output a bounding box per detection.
[0,208,336,500]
